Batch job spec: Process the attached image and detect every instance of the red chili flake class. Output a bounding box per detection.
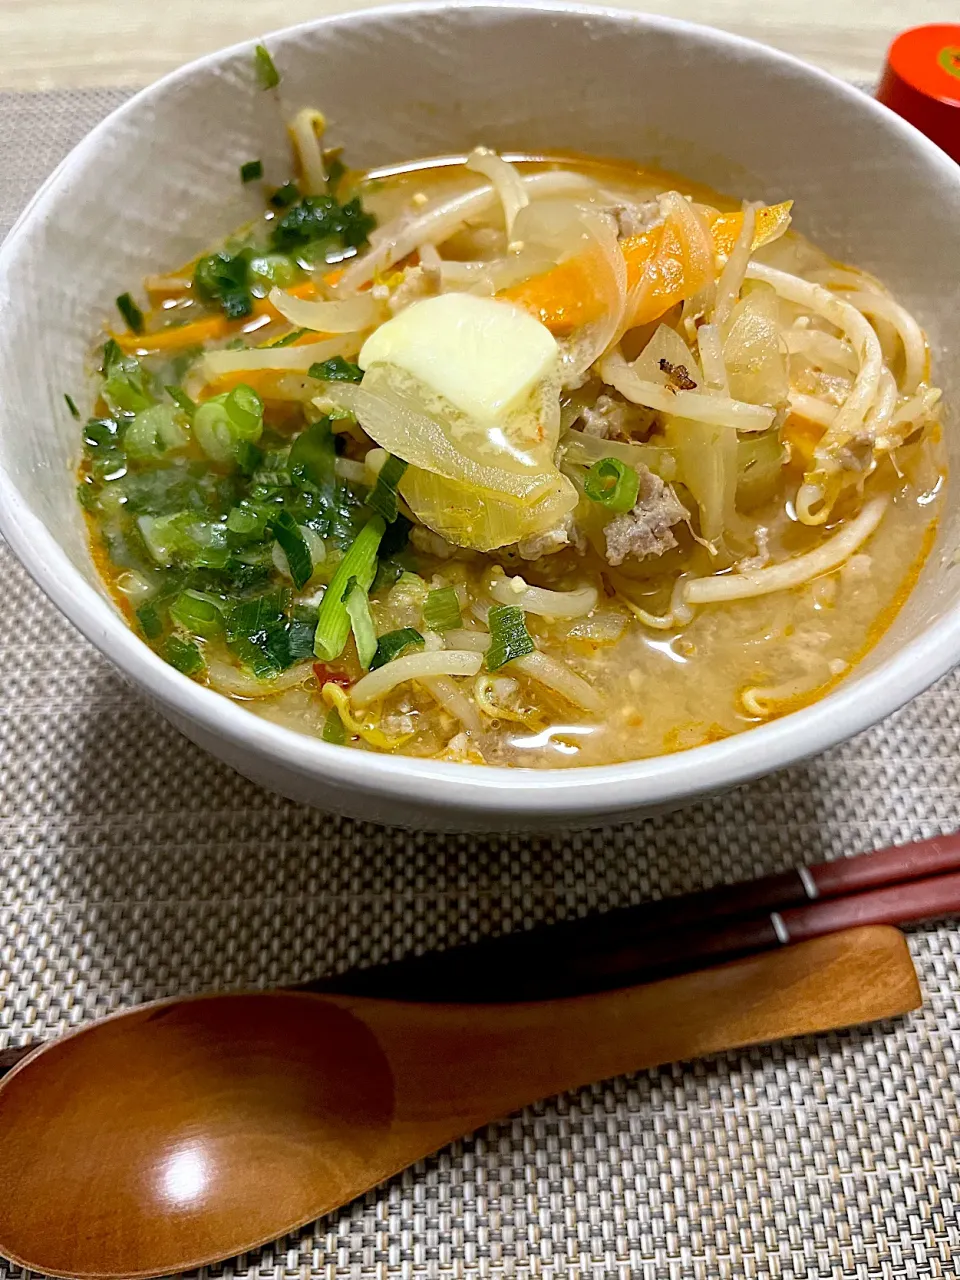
[313,663,351,689]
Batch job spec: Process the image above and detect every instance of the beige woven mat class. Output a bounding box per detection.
[2,88,960,1279]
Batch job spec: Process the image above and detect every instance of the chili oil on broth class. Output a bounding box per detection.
[78,147,945,769]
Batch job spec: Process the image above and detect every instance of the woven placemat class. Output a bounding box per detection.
[2,87,960,1279]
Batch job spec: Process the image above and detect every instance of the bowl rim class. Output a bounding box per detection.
[1,0,958,819]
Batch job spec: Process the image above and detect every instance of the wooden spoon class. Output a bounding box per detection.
[0,925,918,1280]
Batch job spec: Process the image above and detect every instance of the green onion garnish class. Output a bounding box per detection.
[254,43,280,89]
[289,417,336,492]
[313,516,385,661]
[267,327,307,348]
[370,627,424,671]
[101,340,152,413]
[165,385,196,419]
[343,577,378,670]
[271,510,313,590]
[423,586,462,632]
[486,605,535,671]
[162,635,205,676]
[583,457,640,513]
[116,292,144,335]
[322,706,347,744]
[193,251,253,320]
[64,393,80,419]
[240,159,263,183]
[136,600,164,640]
[308,356,364,383]
[366,454,408,522]
[270,182,300,209]
[169,589,224,638]
[193,383,264,463]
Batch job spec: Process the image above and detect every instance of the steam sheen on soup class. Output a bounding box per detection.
[76,99,944,768]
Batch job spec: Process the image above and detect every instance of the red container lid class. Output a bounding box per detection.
[877,24,960,163]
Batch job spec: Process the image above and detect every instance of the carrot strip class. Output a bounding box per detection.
[500,201,793,335]
[113,281,322,355]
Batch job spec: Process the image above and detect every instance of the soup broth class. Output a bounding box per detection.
[76,110,944,768]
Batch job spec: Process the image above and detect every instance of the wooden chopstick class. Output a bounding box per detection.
[303,831,960,1001]
[2,832,957,1075]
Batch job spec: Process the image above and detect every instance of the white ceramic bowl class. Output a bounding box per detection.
[1,2,958,832]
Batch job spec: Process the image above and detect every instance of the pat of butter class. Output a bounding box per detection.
[358,293,557,424]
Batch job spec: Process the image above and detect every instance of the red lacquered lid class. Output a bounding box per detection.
[877,24,960,163]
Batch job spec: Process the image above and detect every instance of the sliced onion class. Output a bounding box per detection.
[337,170,595,293]
[513,199,626,384]
[599,347,775,431]
[697,323,729,392]
[401,465,578,551]
[489,573,598,619]
[465,147,529,239]
[713,202,757,325]
[202,335,361,378]
[632,323,703,386]
[267,288,383,333]
[325,375,558,499]
[561,429,678,484]
[351,650,483,707]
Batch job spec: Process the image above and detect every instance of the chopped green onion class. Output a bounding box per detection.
[366,454,408,522]
[165,385,196,419]
[343,577,378,670]
[101,340,152,413]
[267,327,307,348]
[116,292,144,335]
[169,589,223,638]
[370,627,424,671]
[322,706,347,744]
[583,457,640,513]
[423,586,462,632]
[308,356,364,383]
[235,441,263,476]
[136,600,164,640]
[270,194,376,253]
[226,504,269,537]
[64,393,80,419]
[193,251,252,320]
[248,253,299,289]
[289,417,336,492]
[162,635,205,676]
[240,159,263,183]
[271,510,313,590]
[313,516,385,661]
[254,43,280,89]
[486,605,535,671]
[193,383,264,463]
[270,182,301,209]
[124,405,181,459]
[225,591,288,679]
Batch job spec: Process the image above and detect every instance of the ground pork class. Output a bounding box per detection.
[578,394,656,441]
[604,201,661,238]
[388,262,441,314]
[603,466,688,566]
[517,514,587,560]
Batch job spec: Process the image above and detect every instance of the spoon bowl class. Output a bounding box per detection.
[0,927,920,1278]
